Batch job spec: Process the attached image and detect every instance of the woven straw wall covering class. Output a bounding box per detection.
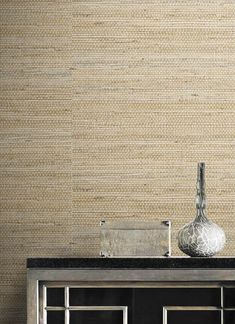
[1,0,235,322]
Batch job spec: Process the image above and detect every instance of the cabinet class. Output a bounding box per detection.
[27,258,235,324]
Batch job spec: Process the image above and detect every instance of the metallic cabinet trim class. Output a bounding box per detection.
[42,286,47,324]
[27,268,235,324]
[44,306,128,311]
[65,286,69,324]
[163,306,222,310]
[221,286,224,324]
[41,281,223,288]
[38,281,128,324]
[27,273,39,324]
[44,305,128,324]
[27,269,235,282]
[67,305,128,324]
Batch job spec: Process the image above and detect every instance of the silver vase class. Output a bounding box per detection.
[178,162,226,257]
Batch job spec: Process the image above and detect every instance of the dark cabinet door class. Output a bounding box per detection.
[44,285,232,324]
[70,310,124,324]
[166,310,221,324]
[47,311,65,324]
[69,288,132,306]
[132,288,220,324]
[224,311,235,324]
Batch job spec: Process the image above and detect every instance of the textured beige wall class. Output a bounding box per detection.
[1,0,235,322]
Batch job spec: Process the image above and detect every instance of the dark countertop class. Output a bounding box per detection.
[27,257,235,269]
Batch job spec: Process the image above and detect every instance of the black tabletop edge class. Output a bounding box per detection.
[27,257,235,269]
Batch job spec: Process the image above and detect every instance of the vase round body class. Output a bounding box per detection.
[178,218,226,257]
[178,162,226,257]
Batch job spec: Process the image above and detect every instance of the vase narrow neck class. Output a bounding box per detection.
[195,162,207,221]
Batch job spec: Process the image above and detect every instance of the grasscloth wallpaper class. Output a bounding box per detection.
[1,0,235,322]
